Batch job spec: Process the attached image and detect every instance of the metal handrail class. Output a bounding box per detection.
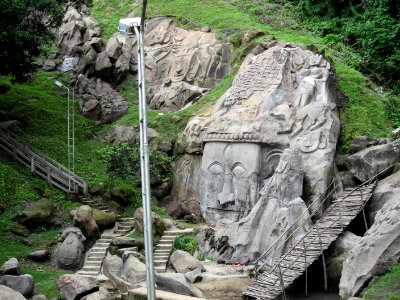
[254,163,395,275]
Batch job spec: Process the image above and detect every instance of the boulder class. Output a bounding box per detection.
[0,274,34,297]
[367,170,400,224]
[14,198,55,229]
[102,254,132,293]
[0,258,20,275]
[339,171,358,189]
[347,139,400,182]
[339,193,400,298]
[42,60,56,71]
[134,208,166,236]
[31,294,47,300]
[184,268,203,283]
[110,186,133,206]
[95,52,112,78]
[90,183,105,195]
[93,209,117,230]
[155,273,204,298]
[73,205,99,240]
[81,287,111,300]
[0,285,27,300]
[57,274,98,300]
[152,179,172,200]
[106,125,136,145]
[348,136,379,154]
[169,250,205,273]
[26,250,50,262]
[166,201,190,219]
[82,98,101,120]
[326,231,362,285]
[118,254,146,285]
[391,127,400,140]
[56,227,86,270]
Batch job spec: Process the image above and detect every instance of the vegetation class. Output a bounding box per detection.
[172,234,198,255]
[362,263,400,299]
[0,0,91,82]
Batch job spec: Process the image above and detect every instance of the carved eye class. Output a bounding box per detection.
[208,162,224,175]
[231,163,246,178]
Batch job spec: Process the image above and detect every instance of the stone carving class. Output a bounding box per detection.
[56,227,86,270]
[172,44,341,260]
[134,17,231,111]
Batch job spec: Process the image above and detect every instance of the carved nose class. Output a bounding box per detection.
[217,173,235,207]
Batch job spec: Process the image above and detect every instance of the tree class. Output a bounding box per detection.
[0,0,90,82]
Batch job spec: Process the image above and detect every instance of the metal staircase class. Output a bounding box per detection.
[0,124,87,194]
[243,167,393,300]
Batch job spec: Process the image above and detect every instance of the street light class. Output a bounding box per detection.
[118,3,156,299]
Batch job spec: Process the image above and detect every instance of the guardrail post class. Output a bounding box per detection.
[303,239,308,297]
[31,155,35,172]
[333,181,344,231]
[277,263,286,300]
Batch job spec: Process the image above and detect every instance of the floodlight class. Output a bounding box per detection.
[55,80,64,88]
[118,17,141,35]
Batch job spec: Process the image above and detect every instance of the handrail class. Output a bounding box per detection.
[254,163,395,275]
[0,124,87,194]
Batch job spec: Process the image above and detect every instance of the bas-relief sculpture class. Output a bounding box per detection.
[56,227,86,270]
[130,18,231,111]
[174,44,341,259]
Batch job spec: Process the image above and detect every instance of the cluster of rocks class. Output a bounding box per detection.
[0,258,46,300]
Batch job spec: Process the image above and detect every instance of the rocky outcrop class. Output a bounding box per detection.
[347,139,400,182]
[57,274,98,300]
[173,44,341,260]
[339,190,400,298]
[169,250,205,273]
[55,227,86,270]
[367,170,400,224]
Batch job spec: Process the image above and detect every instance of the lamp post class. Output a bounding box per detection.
[55,80,73,192]
[118,2,156,299]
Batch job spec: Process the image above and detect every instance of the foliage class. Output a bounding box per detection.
[172,234,197,255]
[0,0,91,82]
[363,263,400,299]
[288,0,400,93]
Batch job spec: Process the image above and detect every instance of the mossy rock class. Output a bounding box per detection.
[14,198,55,228]
[93,209,117,230]
[110,186,134,206]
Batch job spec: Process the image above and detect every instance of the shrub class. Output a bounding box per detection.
[172,234,197,255]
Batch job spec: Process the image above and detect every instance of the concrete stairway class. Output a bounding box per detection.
[76,217,135,277]
[80,196,112,213]
[154,228,194,273]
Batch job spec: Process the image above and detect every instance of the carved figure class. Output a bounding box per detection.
[56,227,86,270]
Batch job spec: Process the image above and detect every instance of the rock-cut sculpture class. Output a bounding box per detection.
[173,44,341,260]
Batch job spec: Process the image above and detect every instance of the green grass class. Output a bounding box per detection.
[363,263,400,300]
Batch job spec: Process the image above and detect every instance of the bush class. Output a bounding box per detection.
[172,234,197,255]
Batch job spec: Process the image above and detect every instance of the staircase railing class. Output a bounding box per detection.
[0,124,88,195]
[253,164,395,277]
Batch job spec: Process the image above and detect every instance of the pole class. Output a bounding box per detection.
[134,3,156,297]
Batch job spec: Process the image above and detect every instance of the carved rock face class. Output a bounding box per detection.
[200,142,262,222]
[57,228,85,270]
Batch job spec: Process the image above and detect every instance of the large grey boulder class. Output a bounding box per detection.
[56,227,86,270]
[0,258,20,275]
[95,52,112,78]
[347,139,400,182]
[169,250,205,273]
[26,250,50,262]
[81,287,112,300]
[347,136,380,154]
[102,254,132,293]
[73,205,99,240]
[57,274,98,300]
[14,198,55,229]
[0,274,34,297]
[326,231,361,285]
[0,285,27,300]
[92,209,117,230]
[339,193,400,298]
[106,125,136,144]
[118,253,146,285]
[155,273,204,298]
[367,170,400,224]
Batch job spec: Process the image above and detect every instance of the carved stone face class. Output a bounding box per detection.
[170,53,193,82]
[199,142,262,223]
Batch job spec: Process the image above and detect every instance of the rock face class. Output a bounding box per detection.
[339,192,400,299]
[169,250,205,273]
[139,17,231,111]
[56,227,86,270]
[57,274,98,300]
[368,170,400,224]
[347,139,400,182]
[0,274,34,298]
[0,285,27,300]
[173,45,341,260]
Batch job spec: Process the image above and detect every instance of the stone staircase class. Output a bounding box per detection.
[243,180,377,300]
[76,215,135,277]
[154,228,194,273]
[80,196,113,214]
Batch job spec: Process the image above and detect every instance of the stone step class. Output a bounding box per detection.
[154,255,170,260]
[90,248,107,253]
[76,272,98,277]
[118,217,135,221]
[158,240,174,245]
[155,266,166,273]
[88,253,105,258]
[154,260,168,266]
[155,249,171,253]
[81,266,100,272]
